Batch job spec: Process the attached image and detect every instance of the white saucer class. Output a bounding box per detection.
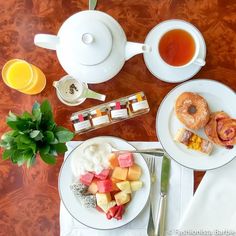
[156,79,236,171]
[144,19,206,83]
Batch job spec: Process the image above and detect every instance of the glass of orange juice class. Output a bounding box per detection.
[2,59,46,95]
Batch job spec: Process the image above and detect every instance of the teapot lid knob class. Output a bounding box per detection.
[82,33,94,44]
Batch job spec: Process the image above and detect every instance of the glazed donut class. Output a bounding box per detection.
[175,92,210,130]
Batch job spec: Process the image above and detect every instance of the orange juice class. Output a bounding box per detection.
[2,59,46,95]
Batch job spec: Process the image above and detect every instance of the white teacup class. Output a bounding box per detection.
[156,26,205,68]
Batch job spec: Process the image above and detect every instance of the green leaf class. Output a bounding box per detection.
[1,130,18,140]
[30,130,43,141]
[2,149,13,160]
[15,136,37,154]
[21,112,32,120]
[30,130,40,138]
[40,153,56,165]
[23,149,34,160]
[27,155,36,168]
[18,134,31,144]
[52,143,67,154]
[48,147,57,156]
[54,126,68,132]
[49,138,58,145]
[0,140,9,149]
[46,120,56,131]
[0,140,16,149]
[55,130,74,143]
[39,145,50,155]
[7,111,17,122]
[10,150,21,164]
[44,131,54,143]
[32,102,42,122]
[7,119,30,132]
[17,155,26,166]
[40,100,53,121]
[17,142,29,150]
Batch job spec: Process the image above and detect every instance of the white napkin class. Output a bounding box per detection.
[60,141,193,236]
[179,158,236,235]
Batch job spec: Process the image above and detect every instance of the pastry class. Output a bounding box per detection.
[204,111,236,149]
[175,128,213,154]
[175,92,210,130]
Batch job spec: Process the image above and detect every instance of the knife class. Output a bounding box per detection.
[89,0,97,10]
[155,154,171,236]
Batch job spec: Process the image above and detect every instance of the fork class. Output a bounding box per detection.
[146,157,156,236]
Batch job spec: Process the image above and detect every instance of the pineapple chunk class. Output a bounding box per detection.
[87,181,98,194]
[116,181,132,194]
[96,193,111,207]
[111,167,128,180]
[127,164,142,181]
[99,200,116,213]
[130,181,143,191]
[114,191,131,206]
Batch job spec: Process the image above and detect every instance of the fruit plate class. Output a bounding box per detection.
[156,79,236,171]
[58,136,151,230]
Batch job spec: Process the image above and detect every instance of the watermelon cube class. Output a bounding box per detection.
[95,169,110,180]
[118,153,134,168]
[97,179,113,193]
[80,172,94,186]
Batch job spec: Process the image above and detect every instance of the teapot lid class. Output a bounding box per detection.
[61,20,112,66]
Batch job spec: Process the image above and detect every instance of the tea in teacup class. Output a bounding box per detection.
[158,29,196,67]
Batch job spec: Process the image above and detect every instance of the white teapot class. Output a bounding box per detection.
[34,10,151,84]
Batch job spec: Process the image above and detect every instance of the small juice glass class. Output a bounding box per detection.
[2,59,46,95]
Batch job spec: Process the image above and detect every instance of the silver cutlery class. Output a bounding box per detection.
[146,157,157,236]
[113,148,164,157]
[89,0,97,10]
[155,154,171,236]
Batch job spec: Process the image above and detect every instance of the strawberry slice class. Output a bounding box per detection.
[107,205,119,218]
[114,205,125,220]
[106,211,112,220]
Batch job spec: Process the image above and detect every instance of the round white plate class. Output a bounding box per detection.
[59,136,151,230]
[156,79,236,170]
[144,19,206,83]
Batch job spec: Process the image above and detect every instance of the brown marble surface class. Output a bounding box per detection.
[0,0,236,235]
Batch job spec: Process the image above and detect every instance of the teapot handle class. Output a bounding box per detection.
[125,42,151,61]
[34,34,59,50]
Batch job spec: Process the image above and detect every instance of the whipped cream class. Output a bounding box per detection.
[71,142,112,178]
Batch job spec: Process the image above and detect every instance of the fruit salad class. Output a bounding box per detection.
[71,151,143,221]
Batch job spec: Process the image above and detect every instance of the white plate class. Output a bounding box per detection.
[59,136,151,230]
[156,79,236,170]
[144,19,206,83]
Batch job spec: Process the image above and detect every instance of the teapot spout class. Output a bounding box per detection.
[125,42,151,61]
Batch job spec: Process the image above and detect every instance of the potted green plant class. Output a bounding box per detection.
[0,100,74,167]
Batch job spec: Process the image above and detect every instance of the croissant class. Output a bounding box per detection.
[204,112,236,149]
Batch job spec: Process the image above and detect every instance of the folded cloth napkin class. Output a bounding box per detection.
[179,158,236,235]
[60,141,193,236]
